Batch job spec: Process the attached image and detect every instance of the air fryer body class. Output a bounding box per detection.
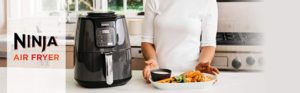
[74,12,132,88]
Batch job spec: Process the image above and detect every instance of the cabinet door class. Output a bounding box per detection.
[0,58,6,67]
[66,45,74,69]
[132,58,144,70]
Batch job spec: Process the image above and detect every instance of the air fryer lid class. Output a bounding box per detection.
[87,11,116,18]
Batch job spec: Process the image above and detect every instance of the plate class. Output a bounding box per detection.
[150,73,217,90]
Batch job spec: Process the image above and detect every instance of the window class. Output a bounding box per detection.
[66,0,93,11]
[127,0,143,12]
[8,0,66,19]
[40,0,65,12]
[79,0,93,11]
[107,0,144,13]
[67,0,144,14]
[108,0,123,12]
[67,0,76,11]
[42,0,59,11]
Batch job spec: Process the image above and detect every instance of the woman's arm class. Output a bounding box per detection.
[196,46,219,75]
[141,42,157,61]
[196,0,219,75]
[198,46,215,64]
[198,0,218,64]
[141,42,159,82]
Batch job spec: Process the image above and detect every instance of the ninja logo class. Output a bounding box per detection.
[14,33,58,52]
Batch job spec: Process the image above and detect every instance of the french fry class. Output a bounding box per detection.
[157,78,173,83]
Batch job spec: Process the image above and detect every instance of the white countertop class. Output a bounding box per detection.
[0,68,6,93]
[66,69,266,93]
[0,68,266,93]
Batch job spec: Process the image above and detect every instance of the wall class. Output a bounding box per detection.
[218,2,263,32]
[0,0,6,34]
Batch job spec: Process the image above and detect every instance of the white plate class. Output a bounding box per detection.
[150,73,217,90]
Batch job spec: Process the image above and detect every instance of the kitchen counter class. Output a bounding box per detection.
[66,69,266,93]
[0,68,266,93]
[0,68,6,93]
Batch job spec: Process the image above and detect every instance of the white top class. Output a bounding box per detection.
[142,0,218,71]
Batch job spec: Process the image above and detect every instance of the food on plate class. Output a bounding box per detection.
[157,71,213,83]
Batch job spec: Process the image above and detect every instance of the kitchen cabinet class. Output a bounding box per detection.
[127,18,144,35]
[66,45,74,69]
[132,58,145,70]
[0,58,6,67]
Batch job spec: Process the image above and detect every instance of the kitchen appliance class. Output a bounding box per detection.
[208,1,264,71]
[211,32,263,70]
[74,12,132,88]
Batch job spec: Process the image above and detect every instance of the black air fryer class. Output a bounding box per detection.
[74,12,132,88]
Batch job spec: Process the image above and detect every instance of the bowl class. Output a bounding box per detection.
[151,69,172,82]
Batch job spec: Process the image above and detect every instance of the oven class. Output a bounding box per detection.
[212,32,263,71]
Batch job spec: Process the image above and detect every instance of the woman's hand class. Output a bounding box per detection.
[195,62,220,75]
[143,59,159,83]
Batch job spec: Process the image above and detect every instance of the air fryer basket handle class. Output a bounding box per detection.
[105,53,113,85]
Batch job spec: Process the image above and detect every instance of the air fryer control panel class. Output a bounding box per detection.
[95,21,117,47]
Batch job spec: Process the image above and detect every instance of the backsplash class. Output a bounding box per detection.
[217,2,263,32]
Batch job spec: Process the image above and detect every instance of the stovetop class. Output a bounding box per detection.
[216,32,263,45]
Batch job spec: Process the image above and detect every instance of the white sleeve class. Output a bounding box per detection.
[142,0,157,44]
[201,0,218,47]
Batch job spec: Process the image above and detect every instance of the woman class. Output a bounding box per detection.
[142,0,220,82]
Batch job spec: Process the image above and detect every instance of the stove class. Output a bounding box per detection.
[212,32,263,71]
[216,32,263,45]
